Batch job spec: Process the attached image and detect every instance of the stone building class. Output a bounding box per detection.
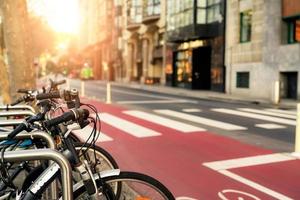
[225,0,300,101]
[124,0,166,84]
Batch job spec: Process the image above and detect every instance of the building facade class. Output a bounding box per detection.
[225,0,300,101]
[124,0,166,84]
[165,0,226,91]
[78,0,115,80]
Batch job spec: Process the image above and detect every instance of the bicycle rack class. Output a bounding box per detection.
[0,105,35,113]
[0,110,35,117]
[0,130,56,149]
[3,149,72,200]
[0,119,24,127]
[0,110,35,128]
[0,130,58,198]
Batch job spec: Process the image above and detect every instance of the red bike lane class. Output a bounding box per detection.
[80,99,300,199]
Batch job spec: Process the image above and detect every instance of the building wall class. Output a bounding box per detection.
[226,0,300,100]
[123,0,165,84]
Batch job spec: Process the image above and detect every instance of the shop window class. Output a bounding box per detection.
[240,10,252,43]
[286,18,300,44]
[236,72,249,88]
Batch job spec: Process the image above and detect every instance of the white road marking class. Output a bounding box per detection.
[203,153,296,200]
[218,170,292,200]
[218,189,261,200]
[117,99,198,104]
[72,125,113,142]
[123,110,206,132]
[212,108,296,126]
[154,110,247,131]
[182,108,202,112]
[238,108,296,119]
[93,113,161,138]
[255,123,286,129]
[265,108,296,115]
[203,153,295,170]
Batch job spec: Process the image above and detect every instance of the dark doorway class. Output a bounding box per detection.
[280,72,298,99]
[192,47,212,89]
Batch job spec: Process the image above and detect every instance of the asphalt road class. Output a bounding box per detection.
[62,78,300,199]
[70,79,296,153]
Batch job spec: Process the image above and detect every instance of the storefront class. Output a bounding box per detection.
[166,0,225,92]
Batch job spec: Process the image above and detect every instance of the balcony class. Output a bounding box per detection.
[167,23,221,43]
[142,14,160,25]
[127,21,141,31]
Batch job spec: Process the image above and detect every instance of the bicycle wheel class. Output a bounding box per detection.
[73,171,175,200]
[74,142,119,172]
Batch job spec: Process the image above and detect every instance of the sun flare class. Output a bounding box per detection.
[29,0,80,34]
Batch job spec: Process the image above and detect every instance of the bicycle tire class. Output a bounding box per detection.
[74,142,119,172]
[73,171,175,200]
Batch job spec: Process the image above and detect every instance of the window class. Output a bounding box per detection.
[236,72,249,88]
[240,10,252,43]
[167,0,194,30]
[144,0,160,17]
[286,18,300,44]
[196,0,221,24]
[128,0,142,24]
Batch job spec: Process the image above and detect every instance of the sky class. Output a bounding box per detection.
[27,0,80,34]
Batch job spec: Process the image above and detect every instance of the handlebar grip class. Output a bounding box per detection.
[10,97,24,106]
[54,79,66,86]
[36,91,61,100]
[44,109,89,128]
[7,123,27,139]
[44,111,75,128]
[17,89,31,93]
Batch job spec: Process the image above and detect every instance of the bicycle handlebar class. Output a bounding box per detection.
[36,91,61,100]
[10,97,26,106]
[44,108,89,129]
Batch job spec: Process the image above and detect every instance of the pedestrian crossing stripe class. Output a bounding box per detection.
[255,124,286,129]
[212,108,296,126]
[72,125,113,142]
[264,108,296,116]
[123,110,206,133]
[74,108,295,142]
[154,109,247,131]
[238,108,296,119]
[92,113,161,138]
[182,108,202,113]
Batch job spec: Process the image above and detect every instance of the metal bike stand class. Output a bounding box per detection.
[0,119,24,127]
[0,110,35,117]
[0,105,35,113]
[0,130,56,149]
[3,149,73,200]
[0,130,58,198]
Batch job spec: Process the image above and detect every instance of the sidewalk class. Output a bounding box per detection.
[108,81,299,109]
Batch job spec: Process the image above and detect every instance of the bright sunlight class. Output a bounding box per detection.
[28,0,80,34]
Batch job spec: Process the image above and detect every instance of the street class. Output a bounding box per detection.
[66,79,300,200]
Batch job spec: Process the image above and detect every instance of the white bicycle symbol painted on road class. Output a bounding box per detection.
[176,189,261,200]
[218,189,261,200]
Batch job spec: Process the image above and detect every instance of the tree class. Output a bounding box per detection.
[0,0,35,102]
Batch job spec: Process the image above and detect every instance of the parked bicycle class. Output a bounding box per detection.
[0,80,175,199]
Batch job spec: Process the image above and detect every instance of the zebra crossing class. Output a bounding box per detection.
[73,107,296,142]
